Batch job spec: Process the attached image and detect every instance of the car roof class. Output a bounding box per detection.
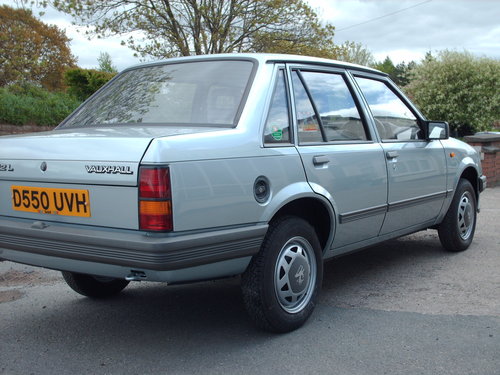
[122,53,386,76]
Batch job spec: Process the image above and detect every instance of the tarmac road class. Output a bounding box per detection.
[1,188,499,375]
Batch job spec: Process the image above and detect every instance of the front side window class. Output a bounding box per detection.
[59,60,254,129]
[264,70,291,144]
[355,77,421,141]
[300,71,368,141]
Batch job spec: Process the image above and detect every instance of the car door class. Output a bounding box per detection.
[288,66,388,252]
[353,75,447,235]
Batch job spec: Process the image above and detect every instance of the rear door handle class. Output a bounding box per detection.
[386,151,399,160]
[313,155,330,166]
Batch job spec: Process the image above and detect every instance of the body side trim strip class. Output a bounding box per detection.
[339,204,387,224]
[388,191,448,211]
[339,191,448,224]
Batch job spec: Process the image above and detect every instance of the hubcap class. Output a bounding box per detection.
[274,237,317,313]
[457,191,474,240]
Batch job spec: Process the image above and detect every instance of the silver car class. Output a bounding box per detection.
[0,54,486,332]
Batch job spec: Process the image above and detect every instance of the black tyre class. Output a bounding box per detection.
[241,216,323,333]
[62,271,129,298]
[438,179,477,252]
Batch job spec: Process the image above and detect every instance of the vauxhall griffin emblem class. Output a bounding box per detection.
[295,265,305,285]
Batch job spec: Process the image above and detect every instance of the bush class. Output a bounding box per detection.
[405,50,500,136]
[65,68,116,101]
[0,83,81,126]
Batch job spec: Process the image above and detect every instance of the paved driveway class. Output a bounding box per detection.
[1,188,499,375]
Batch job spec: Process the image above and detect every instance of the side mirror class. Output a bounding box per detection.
[422,121,449,140]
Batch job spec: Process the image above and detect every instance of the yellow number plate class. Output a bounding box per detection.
[11,186,91,217]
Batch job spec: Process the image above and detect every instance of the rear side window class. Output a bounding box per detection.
[264,70,291,144]
[59,60,254,129]
[292,70,368,144]
[300,71,367,141]
[355,77,422,141]
[291,71,323,143]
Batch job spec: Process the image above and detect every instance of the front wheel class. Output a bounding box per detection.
[241,216,323,333]
[62,271,129,298]
[438,179,477,252]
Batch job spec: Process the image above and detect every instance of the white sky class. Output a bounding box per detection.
[1,0,499,70]
[309,0,500,64]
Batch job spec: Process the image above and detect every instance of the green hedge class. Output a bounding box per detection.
[0,84,81,126]
[65,68,116,101]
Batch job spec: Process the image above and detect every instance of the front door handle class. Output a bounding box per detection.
[313,155,330,166]
[386,151,399,160]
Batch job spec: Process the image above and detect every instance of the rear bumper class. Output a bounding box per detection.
[0,217,266,280]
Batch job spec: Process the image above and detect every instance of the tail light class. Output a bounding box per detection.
[139,166,173,231]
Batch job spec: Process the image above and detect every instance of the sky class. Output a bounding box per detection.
[310,0,500,64]
[1,0,499,70]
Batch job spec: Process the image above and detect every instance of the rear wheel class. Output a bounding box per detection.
[241,216,323,333]
[62,271,129,298]
[438,179,477,252]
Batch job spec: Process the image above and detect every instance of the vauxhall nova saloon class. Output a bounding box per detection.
[0,54,486,332]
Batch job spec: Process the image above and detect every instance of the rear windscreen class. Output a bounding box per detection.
[59,60,255,129]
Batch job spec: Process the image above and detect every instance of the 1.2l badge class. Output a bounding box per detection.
[0,163,14,172]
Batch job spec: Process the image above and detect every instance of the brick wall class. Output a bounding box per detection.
[465,134,500,188]
[0,124,55,136]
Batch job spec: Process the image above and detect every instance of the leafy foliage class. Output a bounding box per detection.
[0,5,76,90]
[335,42,374,66]
[97,52,118,73]
[405,50,500,135]
[372,56,416,86]
[0,83,80,125]
[38,0,339,59]
[65,68,117,101]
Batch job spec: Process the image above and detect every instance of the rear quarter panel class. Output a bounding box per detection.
[169,148,307,231]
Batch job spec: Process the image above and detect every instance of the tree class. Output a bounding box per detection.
[372,56,416,86]
[335,42,374,66]
[35,0,339,59]
[394,60,417,87]
[97,52,118,73]
[372,56,396,77]
[405,50,500,135]
[0,5,76,90]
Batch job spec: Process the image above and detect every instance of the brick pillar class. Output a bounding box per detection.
[464,134,500,188]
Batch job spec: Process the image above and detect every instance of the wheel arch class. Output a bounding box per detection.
[459,166,479,199]
[269,197,334,253]
[435,164,480,226]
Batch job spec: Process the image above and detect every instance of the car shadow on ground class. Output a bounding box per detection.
[322,230,447,289]
[5,230,452,340]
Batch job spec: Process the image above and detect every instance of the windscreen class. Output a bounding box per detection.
[59,60,254,129]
